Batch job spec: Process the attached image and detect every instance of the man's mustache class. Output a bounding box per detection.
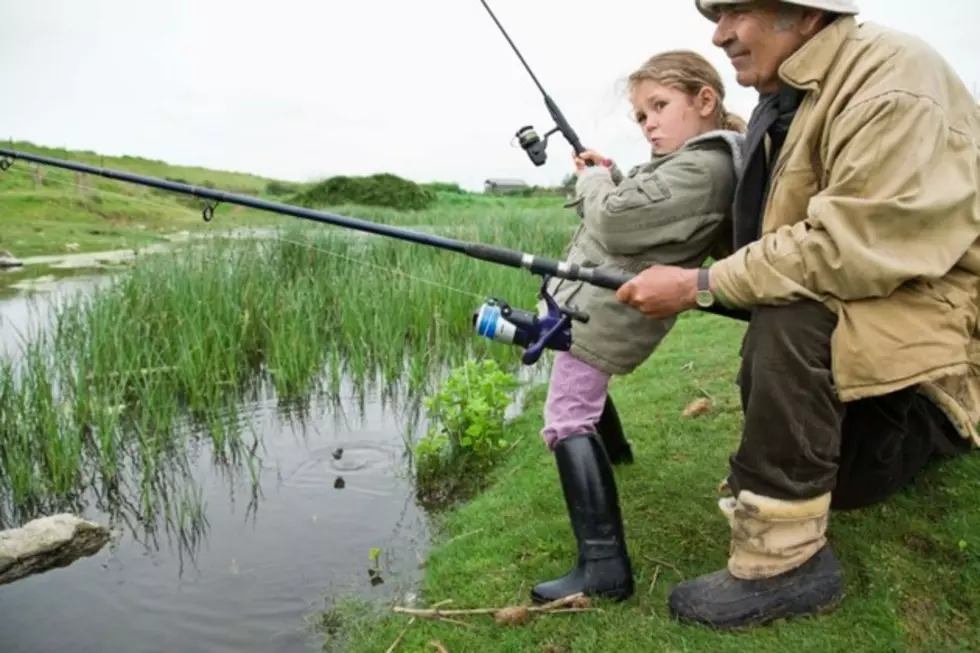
[724,42,750,58]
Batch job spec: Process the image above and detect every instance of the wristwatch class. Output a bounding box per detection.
[695,267,715,308]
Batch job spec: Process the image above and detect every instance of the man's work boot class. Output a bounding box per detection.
[530,433,634,603]
[668,490,844,629]
[597,394,633,465]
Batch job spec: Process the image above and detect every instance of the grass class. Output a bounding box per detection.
[0,138,577,544]
[0,192,578,527]
[0,139,569,259]
[324,310,980,653]
[0,140,298,257]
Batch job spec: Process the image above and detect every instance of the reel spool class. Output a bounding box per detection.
[515,125,549,166]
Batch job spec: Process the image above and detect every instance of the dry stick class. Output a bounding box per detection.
[445,528,484,546]
[693,379,715,402]
[385,616,416,653]
[436,617,475,629]
[645,555,683,578]
[385,598,457,651]
[647,566,662,594]
[392,592,595,619]
[537,592,586,610]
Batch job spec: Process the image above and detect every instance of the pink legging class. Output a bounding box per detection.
[540,350,611,450]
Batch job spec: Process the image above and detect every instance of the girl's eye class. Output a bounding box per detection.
[635,111,647,123]
[653,101,667,111]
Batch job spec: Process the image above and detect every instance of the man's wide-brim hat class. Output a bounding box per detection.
[695,0,859,22]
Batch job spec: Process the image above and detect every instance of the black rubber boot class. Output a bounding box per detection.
[596,394,633,465]
[668,545,845,630]
[530,433,634,604]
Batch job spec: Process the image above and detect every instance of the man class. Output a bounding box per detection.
[615,0,980,630]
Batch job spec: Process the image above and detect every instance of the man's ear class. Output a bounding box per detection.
[798,9,829,37]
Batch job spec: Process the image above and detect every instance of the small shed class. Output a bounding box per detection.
[483,177,528,193]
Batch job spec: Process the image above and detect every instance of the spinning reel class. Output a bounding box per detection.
[479,0,593,169]
[511,94,592,169]
[515,125,549,167]
[472,275,589,365]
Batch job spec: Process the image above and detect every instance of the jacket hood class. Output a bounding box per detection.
[675,129,747,180]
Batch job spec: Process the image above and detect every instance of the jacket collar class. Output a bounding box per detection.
[778,15,859,92]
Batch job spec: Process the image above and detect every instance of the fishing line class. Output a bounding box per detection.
[0,164,486,300]
[269,234,486,300]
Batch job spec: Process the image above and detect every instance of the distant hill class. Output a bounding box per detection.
[0,141,568,258]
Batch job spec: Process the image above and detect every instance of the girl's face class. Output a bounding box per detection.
[630,80,716,155]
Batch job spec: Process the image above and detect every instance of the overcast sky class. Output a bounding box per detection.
[1,0,976,191]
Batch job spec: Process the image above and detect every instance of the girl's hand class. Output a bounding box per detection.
[572,149,613,173]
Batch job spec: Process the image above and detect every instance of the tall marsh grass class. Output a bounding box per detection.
[0,204,578,523]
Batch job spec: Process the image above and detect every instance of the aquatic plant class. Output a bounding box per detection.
[412,359,521,510]
[0,201,576,523]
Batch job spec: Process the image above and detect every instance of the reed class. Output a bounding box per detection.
[0,201,578,523]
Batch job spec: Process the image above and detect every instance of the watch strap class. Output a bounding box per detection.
[696,267,714,307]
[698,267,710,292]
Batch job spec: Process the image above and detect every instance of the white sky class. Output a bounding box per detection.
[1,0,976,191]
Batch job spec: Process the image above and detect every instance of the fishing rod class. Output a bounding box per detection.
[0,148,748,366]
[479,0,591,168]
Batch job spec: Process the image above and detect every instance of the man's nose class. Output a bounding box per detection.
[712,16,731,48]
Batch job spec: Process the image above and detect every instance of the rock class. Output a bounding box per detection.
[0,514,111,586]
[0,249,22,269]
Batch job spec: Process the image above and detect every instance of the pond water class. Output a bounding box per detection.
[0,272,507,652]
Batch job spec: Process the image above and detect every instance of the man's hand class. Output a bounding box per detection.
[572,149,613,174]
[615,265,701,319]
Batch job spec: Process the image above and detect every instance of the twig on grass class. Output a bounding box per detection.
[385,616,415,653]
[648,565,662,594]
[445,528,484,546]
[391,592,600,626]
[644,555,684,578]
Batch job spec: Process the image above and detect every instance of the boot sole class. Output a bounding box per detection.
[670,591,846,631]
[530,585,635,605]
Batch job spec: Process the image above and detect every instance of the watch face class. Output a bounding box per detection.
[696,290,713,307]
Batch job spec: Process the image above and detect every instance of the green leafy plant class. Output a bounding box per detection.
[367,546,384,586]
[290,173,436,211]
[413,359,520,509]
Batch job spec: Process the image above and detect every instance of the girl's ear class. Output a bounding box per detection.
[696,86,718,119]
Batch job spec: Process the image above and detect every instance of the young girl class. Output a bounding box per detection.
[530,49,746,604]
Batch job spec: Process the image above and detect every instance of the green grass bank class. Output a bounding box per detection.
[325,311,980,653]
[0,140,293,257]
[0,140,568,260]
